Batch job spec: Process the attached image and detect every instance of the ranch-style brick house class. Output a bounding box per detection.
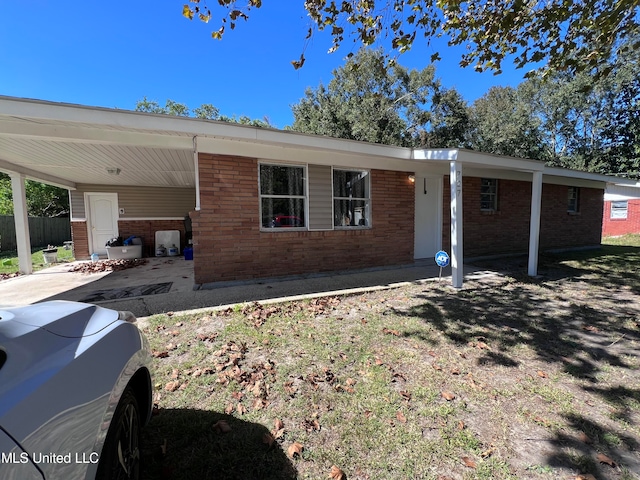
[603,183,640,237]
[1,96,638,288]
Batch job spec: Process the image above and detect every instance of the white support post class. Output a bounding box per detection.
[10,173,33,275]
[193,136,201,211]
[450,161,463,288]
[528,171,543,276]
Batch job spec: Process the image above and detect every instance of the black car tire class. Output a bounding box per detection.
[96,386,141,480]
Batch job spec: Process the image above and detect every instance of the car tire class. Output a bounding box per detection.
[96,386,141,480]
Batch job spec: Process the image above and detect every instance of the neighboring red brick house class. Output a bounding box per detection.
[603,184,640,237]
[1,96,636,285]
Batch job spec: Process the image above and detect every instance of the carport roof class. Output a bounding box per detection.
[0,95,636,189]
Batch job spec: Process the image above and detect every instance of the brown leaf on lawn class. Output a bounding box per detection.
[596,453,616,467]
[428,350,437,357]
[537,370,548,378]
[284,381,298,396]
[374,357,384,366]
[166,343,178,351]
[476,341,490,350]
[461,456,477,468]
[441,391,456,401]
[328,465,345,479]
[169,329,180,336]
[287,442,304,458]
[364,410,372,418]
[224,403,234,415]
[274,418,284,431]
[262,432,275,448]
[302,419,320,432]
[396,411,407,423]
[171,368,180,379]
[236,403,247,415]
[480,447,495,458]
[253,398,268,410]
[576,475,597,480]
[432,364,443,371]
[152,350,169,358]
[458,420,465,430]
[400,390,412,401]
[175,321,183,327]
[212,420,231,433]
[582,325,600,333]
[382,327,401,336]
[164,381,180,392]
[451,367,461,375]
[578,431,593,444]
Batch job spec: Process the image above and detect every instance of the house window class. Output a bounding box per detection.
[480,178,498,211]
[260,164,306,228]
[611,200,628,219]
[568,187,580,213]
[333,169,370,227]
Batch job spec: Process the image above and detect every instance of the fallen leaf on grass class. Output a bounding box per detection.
[578,431,593,444]
[461,456,477,468]
[212,420,231,433]
[480,446,495,458]
[537,370,548,378]
[396,411,407,423]
[458,420,465,430]
[328,465,345,479]
[164,381,180,392]
[582,325,600,333]
[302,418,320,432]
[596,453,616,467]
[236,403,247,415]
[152,350,169,358]
[224,403,234,415]
[451,367,461,375]
[287,442,304,458]
[171,368,179,379]
[576,474,597,480]
[441,391,456,401]
[274,418,284,431]
[382,327,401,336]
[263,432,275,448]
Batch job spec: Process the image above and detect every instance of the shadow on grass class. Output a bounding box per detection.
[142,409,297,480]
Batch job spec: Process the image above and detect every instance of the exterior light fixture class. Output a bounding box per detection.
[408,174,415,183]
[106,168,121,176]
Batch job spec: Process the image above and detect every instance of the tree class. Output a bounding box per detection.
[183,0,640,79]
[289,48,468,147]
[466,86,544,160]
[134,98,273,127]
[0,173,70,217]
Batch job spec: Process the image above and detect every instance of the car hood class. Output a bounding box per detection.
[0,301,119,339]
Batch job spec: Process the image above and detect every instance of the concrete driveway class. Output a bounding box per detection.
[0,258,496,318]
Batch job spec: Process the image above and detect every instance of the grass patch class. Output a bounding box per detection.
[0,245,74,274]
[140,239,640,480]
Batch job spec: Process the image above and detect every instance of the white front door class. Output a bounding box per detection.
[87,193,119,255]
[414,175,442,259]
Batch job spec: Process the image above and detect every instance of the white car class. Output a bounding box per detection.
[0,301,153,480]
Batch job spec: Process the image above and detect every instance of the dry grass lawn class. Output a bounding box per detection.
[140,237,640,480]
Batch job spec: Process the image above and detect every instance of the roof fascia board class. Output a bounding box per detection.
[0,158,76,189]
[456,149,545,172]
[543,166,637,185]
[542,175,605,189]
[0,97,412,160]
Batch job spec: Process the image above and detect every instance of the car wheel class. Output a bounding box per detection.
[96,387,141,480]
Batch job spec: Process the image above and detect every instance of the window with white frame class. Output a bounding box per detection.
[260,164,306,228]
[480,178,498,211]
[567,187,580,213]
[611,200,628,219]
[333,169,370,227]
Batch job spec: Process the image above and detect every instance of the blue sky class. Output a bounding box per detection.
[0,1,530,129]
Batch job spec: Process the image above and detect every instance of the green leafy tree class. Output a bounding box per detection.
[0,173,70,217]
[289,48,467,147]
[466,86,544,160]
[134,98,272,126]
[183,0,640,79]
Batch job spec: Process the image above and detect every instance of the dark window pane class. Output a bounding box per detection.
[262,198,305,228]
[333,170,369,198]
[260,165,305,196]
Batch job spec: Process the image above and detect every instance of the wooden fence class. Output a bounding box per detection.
[0,216,71,251]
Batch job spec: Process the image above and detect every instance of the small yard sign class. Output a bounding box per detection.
[435,250,450,282]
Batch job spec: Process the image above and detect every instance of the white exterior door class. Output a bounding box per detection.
[414,175,442,259]
[87,193,119,255]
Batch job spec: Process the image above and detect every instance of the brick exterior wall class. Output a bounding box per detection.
[602,200,640,237]
[70,219,185,259]
[192,153,415,284]
[441,177,603,257]
[70,221,89,259]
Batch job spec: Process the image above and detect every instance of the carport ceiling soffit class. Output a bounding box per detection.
[0,116,196,187]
